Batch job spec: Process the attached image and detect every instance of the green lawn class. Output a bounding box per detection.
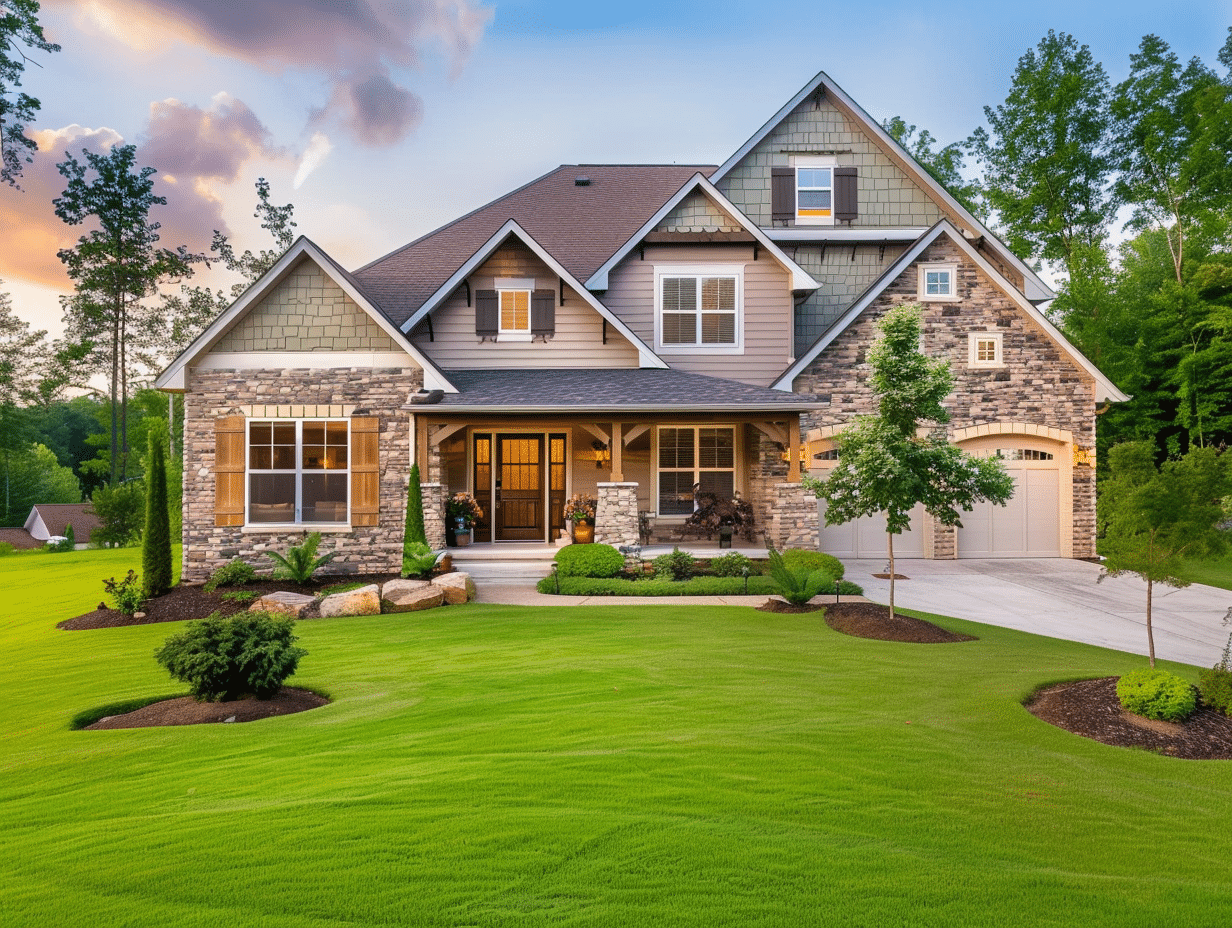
[3,548,1231,927]
[1176,548,1232,592]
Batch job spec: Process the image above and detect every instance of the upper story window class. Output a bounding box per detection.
[918,263,958,301]
[967,331,1004,368]
[654,265,743,353]
[248,420,349,524]
[797,167,833,222]
[496,278,533,340]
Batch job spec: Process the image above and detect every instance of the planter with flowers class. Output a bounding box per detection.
[564,493,597,544]
[447,492,484,546]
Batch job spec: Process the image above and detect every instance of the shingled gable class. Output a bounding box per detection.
[712,71,1056,305]
[584,173,819,293]
[399,219,668,369]
[154,236,454,393]
[770,220,1129,402]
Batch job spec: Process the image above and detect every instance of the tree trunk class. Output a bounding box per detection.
[887,531,896,620]
[1146,577,1156,668]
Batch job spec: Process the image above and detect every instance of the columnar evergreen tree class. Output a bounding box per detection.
[141,431,172,597]
[405,463,427,547]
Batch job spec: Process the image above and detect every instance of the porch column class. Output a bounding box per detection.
[596,482,639,546]
[421,482,446,549]
[610,422,623,481]
[787,415,801,483]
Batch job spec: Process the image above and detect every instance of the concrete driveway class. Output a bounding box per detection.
[845,558,1232,669]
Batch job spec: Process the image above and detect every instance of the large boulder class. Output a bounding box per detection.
[318,584,381,618]
[431,571,475,605]
[381,579,445,613]
[249,591,316,619]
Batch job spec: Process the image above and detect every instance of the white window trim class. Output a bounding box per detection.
[496,277,534,342]
[246,419,350,527]
[918,263,958,302]
[792,155,837,226]
[653,425,739,518]
[968,332,1004,369]
[653,264,744,354]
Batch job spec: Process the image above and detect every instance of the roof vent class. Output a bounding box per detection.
[574,175,591,186]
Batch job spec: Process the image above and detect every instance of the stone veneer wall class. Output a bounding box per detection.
[746,425,789,545]
[595,482,639,546]
[181,366,421,583]
[421,482,446,550]
[792,237,1098,558]
[767,483,819,549]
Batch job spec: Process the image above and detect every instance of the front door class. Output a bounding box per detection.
[496,435,544,540]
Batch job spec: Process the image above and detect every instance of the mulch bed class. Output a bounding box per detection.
[757,599,827,614]
[823,601,977,643]
[83,687,328,730]
[1026,677,1232,760]
[58,574,402,630]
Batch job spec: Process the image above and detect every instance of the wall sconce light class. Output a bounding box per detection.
[592,439,610,469]
[780,443,809,469]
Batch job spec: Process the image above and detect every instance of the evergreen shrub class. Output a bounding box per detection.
[1199,635,1232,716]
[155,612,307,702]
[1116,668,1197,722]
[555,543,625,578]
[203,558,256,593]
[652,547,696,581]
[709,552,754,577]
[781,549,844,581]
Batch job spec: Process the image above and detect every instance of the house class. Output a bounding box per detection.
[156,70,1126,583]
[23,503,101,548]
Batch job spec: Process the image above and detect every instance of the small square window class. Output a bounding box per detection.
[918,263,958,301]
[968,332,1004,368]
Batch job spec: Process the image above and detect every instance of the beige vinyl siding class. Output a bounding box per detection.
[603,244,794,386]
[410,244,640,369]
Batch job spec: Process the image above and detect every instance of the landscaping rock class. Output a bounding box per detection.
[318,584,381,618]
[431,571,475,604]
[250,591,316,618]
[381,579,445,613]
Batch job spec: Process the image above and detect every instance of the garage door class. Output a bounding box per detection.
[957,462,1060,558]
[818,500,924,559]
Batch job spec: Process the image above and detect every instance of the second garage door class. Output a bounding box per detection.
[957,453,1061,558]
[818,500,925,559]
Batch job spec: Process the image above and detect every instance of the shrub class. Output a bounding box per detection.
[781,549,844,581]
[89,480,145,547]
[652,547,696,581]
[219,590,260,604]
[264,532,336,584]
[1116,668,1197,722]
[535,574,864,597]
[403,541,440,579]
[142,432,173,597]
[767,546,831,606]
[555,543,625,578]
[155,612,307,702]
[103,570,144,615]
[1199,634,1232,716]
[710,551,754,577]
[203,558,257,593]
[0,541,14,556]
[47,525,74,552]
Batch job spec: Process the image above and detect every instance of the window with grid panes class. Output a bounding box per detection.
[248,420,349,523]
[657,426,735,515]
[657,269,740,350]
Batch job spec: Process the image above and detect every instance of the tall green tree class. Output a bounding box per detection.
[1099,442,1231,666]
[54,144,202,485]
[0,0,58,187]
[882,117,985,219]
[141,430,172,597]
[212,177,297,298]
[0,442,80,526]
[0,283,48,518]
[802,304,1014,617]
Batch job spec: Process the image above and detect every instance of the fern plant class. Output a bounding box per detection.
[766,545,831,606]
[263,532,336,584]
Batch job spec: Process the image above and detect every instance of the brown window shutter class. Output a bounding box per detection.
[531,289,556,336]
[475,290,498,336]
[350,416,380,527]
[215,416,246,527]
[771,167,795,222]
[834,167,858,222]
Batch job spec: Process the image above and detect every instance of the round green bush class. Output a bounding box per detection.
[710,551,753,577]
[203,557,257,593]
[155,612,307,702]
[780,549,844,581]
[555,543,625,578]
[652,547,696,581]
[1116,668,1197,722]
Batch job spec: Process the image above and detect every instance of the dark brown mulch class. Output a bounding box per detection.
[1026,677,1232,760]
[58,574,402,630]
[757,599,827,614]
[83,687,328,730]
[871,572,909,580]
[824,601,977,643]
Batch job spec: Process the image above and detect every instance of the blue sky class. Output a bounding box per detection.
[2,0,1229,335]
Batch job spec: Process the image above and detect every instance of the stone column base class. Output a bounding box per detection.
[768,482,818,550]
[422,483,446,549]
[596,482,639,546]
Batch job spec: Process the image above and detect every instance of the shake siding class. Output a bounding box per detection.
[603,245,794,386]
[409,245,640,368]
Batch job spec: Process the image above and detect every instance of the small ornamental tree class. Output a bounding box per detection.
[405,463,427,546]
[1099,441,1231,666]
[803,303,1014,617]
[141,431,172,597]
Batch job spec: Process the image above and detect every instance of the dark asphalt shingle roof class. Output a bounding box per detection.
[0,528,39,549]
[354,164,714,328]
[29,504,101,540]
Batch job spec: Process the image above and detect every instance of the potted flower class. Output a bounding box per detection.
[563,493,597,544]
[447,492,483,546]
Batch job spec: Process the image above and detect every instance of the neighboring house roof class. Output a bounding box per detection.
[711,70,1057,304]
[354,164,715,327]
[771,220,1129,403]
[584,173,819,292]
[0,528,40,549]
[415,368,826,414]
[24,503,101,542]
[401,219,668,369]
[155,237,455,393]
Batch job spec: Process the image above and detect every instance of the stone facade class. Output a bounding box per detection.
[767,483,819,549]
[181,366,421,583]
[595,482,639,546]
[421,482,446,550]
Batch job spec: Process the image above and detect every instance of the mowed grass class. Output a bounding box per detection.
[3,550,1232,927]
[1176,548,1232,592]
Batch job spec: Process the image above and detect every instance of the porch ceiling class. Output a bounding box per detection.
[406,368,827,414]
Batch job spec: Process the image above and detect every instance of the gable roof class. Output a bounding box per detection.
[711,70,1056,304]
[401,219,668,369]
[0,527,40,549]
[353,164,713,327]
[154,237,454,393]
[24,503,101,542]
[584,173,819,292]
[771,220,1129,403]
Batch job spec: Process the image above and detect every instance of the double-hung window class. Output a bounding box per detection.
[248,420,349,523]
[655,265,742,352]
[497,277,533,340]
[657,426,736,515]
[797,166,833,222]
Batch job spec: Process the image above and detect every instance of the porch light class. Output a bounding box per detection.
[780,443,809,469]
[592,439,610,469]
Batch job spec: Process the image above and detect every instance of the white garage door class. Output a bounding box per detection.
[957,463,1060,558]
[818,500,925,559]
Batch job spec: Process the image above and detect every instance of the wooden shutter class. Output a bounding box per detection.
[531,289,556,336]
[215,416,246,527]
[834,167,858,222]
[475,290,498,336]
[350,416,380,527]
[771,167,795,222]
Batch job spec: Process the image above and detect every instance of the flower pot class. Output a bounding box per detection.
[455,530,471,547]
[572,520,594,544]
